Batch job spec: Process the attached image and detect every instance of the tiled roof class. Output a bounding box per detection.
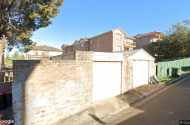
[62,38,88,47]
[89,28,126,39]
[134,31,160,38]
[33,45,63,52]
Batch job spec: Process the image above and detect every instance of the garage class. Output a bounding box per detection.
[133,61,149,88]
[92,62,121,102]
[126,49,155,88]
[116,49,155,89]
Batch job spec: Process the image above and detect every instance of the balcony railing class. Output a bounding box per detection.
[123,41,136,48]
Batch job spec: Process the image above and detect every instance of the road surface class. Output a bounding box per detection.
[111,76,190,125]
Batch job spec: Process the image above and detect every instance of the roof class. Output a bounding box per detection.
[32,45,63,52]
[115,49,141,56]
[124,36,135,40]
[115,49,155,60]
[134,31,161,38]
[62,38,88,47]
[89,28,126,39]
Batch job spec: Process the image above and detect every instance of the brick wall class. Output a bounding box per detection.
[12,50,155,125]
[0,82,12,93]
[13,51,93,125]
[126,60,133,90]
[121,54,129,93]
[87,32,113,52]
[98,33,113,52]
[149,60,156,77]
[135,36,154,48]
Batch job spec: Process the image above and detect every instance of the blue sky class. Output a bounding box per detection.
[31,0,190,49]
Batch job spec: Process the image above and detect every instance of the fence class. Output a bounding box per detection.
[157,57,190,79]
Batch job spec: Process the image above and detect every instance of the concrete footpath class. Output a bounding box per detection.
[56,83,165,125]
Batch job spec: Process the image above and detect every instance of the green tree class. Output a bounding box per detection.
[0,0,64,49]
[5,52,26,69]
[143,20,190,61]
[5,53,13,69]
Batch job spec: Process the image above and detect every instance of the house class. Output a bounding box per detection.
[61,28,136,54]
[27,45,63,60]
[134,31,161,49]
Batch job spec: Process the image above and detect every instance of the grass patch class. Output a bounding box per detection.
[159,71,190,85]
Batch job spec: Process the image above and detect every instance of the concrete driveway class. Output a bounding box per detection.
[110,76,190,125]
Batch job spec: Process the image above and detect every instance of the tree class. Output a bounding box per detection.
[0,0,64,70]
[5,52,26,69]
[143,20,190,61]
[0,0,64,48]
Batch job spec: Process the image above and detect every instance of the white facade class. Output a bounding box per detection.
[27,50,63,60]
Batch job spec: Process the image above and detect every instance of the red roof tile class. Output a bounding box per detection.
[33,45,63,52]
[134,31,161,38]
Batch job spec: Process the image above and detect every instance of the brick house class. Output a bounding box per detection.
[27,45,63,60]
[134,31,161,49]
[61,28,136,54]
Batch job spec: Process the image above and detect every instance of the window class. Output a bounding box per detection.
[138,38,141,41]
[29,50,35,55]
[90,40,93,44]
[81,43,84,47]
[38,51,42,55]
[116,34,122,40]
[116,46,121,51]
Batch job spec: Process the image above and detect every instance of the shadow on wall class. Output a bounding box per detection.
[13,51,93,125]
[13,60,41,125]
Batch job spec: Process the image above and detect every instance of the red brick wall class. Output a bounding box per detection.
[88,37,98,51]
[88,32,113,52]
[135,36,154,48]
[0,82,12,93]
[13,51,93,125]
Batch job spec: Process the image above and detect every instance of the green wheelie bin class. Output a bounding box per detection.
[172,67,180,77]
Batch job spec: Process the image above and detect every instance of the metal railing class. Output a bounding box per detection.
[123,41,136,47]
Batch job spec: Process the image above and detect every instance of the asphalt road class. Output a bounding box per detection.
[111,76,190,125]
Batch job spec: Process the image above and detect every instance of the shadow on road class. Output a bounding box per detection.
[88,114,107,124]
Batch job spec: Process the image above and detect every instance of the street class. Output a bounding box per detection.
[111,76,190,125]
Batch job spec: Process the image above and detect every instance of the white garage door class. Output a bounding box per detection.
[92,62,121,102]
[133,61,149,88]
